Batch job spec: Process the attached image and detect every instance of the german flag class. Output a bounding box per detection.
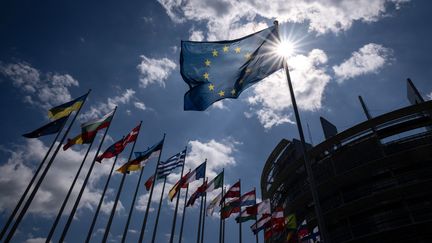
[48,93,88,120]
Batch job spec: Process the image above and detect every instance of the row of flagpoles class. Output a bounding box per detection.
[0,89,320,243]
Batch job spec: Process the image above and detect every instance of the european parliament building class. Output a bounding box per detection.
[261,80,432,242]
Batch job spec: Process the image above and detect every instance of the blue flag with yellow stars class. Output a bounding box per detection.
[181,25,284,111]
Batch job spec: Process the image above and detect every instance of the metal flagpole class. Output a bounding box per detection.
[222,187,226,243]
[169,146,188,243]
[151,176,167,243]
[200,178,208,243]
[85,154,119,243]
[196,162,206,243]
[275,20,329,242]
[178,182,189,243]
[138,133,166,243]
[121,162,146,243]
[254,188,258,243]
[0,117,66,240]
[238,179,242,243]
[5,90,91,242]
[101,121,142,243]
[58,108,120,243]
[218,169,224,243]
[46,137,97,242]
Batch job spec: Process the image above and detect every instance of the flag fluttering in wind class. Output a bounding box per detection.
[221,180,240,204]
[206,192,222,216]
[116,139,164,174]
[63,110,114,150]
[48,93,88,119]
[221,198,240,219]
[235,207,256,223]
[23,116,68,138]
[285,214,297,230]
[240,189,256,207]
[205,170,223,192]
[246,199,271,216]
[168,170,191,201]
[251,214,271,234]
[144,175,154,191]
[157,149,186,179]
[96,123,141,162]
[180,25,283,111]
[184,161,206,185]
[186,181,207,207]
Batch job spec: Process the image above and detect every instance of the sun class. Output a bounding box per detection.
[276,40,296,58]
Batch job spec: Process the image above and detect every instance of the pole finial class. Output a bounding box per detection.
[273,20,279,26]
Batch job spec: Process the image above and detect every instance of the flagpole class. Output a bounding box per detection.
[274,20,329,243]
[5,89,91,242]
[222,186,226,243]
[218,173,224,243]
[102,120,142,243]
[58,107,118,243]
[196,159,206,243]
[85,154,119,243]
[169,146,188,243]
[121,160,146,243]
[178,182,189,243]
[238,179,242,243]
[200,178,208,243]
[0,117,66,240]
[150,176,167,243]
[254,187,259,243]
[139,133,166,243]
[46,136,97,242]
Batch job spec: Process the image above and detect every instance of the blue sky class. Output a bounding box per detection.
[1,0,432,242]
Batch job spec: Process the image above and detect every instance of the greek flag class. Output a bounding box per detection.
[157,149,186,179]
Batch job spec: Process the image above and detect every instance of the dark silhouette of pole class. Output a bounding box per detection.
[238,179,242,243]
[58,107,118,243]
[254,187,258,243]
[5,90,91,242]
[101,121,142,243]
[0,119,66,240]
[222,187,226,243]
[138,134,166,243]
[169,146,187,243]
[178,183,189,243]
[196,176,205,243]
[275,20,329,242]
[121,163,146,243]
[200,178,207,243]
[218,186,224,243]
[150,176,167,243]
[85,154,119,243]
[46,136,96,242]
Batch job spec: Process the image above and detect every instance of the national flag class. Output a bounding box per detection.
[221,181,240,203]
[286,231,298,243]
[144,175,154,191]
[168,170,191,201]
[264,226,273,240]
[220,198,240,219]
[205,170,223,192]
[96,123,141,162]
[285,214,297,230]
[240,189,256,207]
[251,214,271,234]
[186,181,207,207]
[157,149,186,179]
[181,25,283,111]
[271,207,285,233]
[184,161,206,185]
[48,93,87,119]
[116,139,164,174]
[297,220,309,240]
[246,199,271,216]
[301,226,320,242]
[235,207,256,223]
[206,192,222,216]
[63,110,115,150]
[23,116,68,138]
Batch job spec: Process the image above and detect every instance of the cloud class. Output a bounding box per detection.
[157,0,409,39]
[246,49,330,129]
[24,237,49,243]
[189,29,204,41]
[333,43,393,82]
[427,92,432,101]
[0,138,119,218]
[80,88,145,120]
[137,55,177,88]
[0,61,79,110]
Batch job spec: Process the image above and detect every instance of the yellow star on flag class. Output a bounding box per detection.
[223,45,229,52]
[239,79,244,84]
[203,72,209,80]
[231,89,236,95]
[218,90,225,97]
[208,84,215,91]
[244,52,252,60]
[205,59,211,66]
[235,47,241,53]
[212,49,218,57]
[246,68,252,73]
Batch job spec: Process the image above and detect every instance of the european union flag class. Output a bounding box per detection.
[181,25,284,111]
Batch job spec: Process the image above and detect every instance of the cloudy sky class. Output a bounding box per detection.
[1,0,432,242]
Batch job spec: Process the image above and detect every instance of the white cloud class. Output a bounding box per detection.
[246,49,330,129]
[0,139,119,218]
[0,61,79,110]
[189,29,204,41]
[134,101,147,111]
[137,55,177,88]
[427,92,432,101]
[25,237,49,243]
[157,0,409,39]
[333,43,393,82]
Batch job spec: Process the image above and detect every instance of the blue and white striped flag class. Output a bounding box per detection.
[157,149,186,179]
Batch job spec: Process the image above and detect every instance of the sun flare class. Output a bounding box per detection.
[276,40,296,58]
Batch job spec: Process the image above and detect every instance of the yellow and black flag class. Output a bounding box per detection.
[48,93,87,120]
